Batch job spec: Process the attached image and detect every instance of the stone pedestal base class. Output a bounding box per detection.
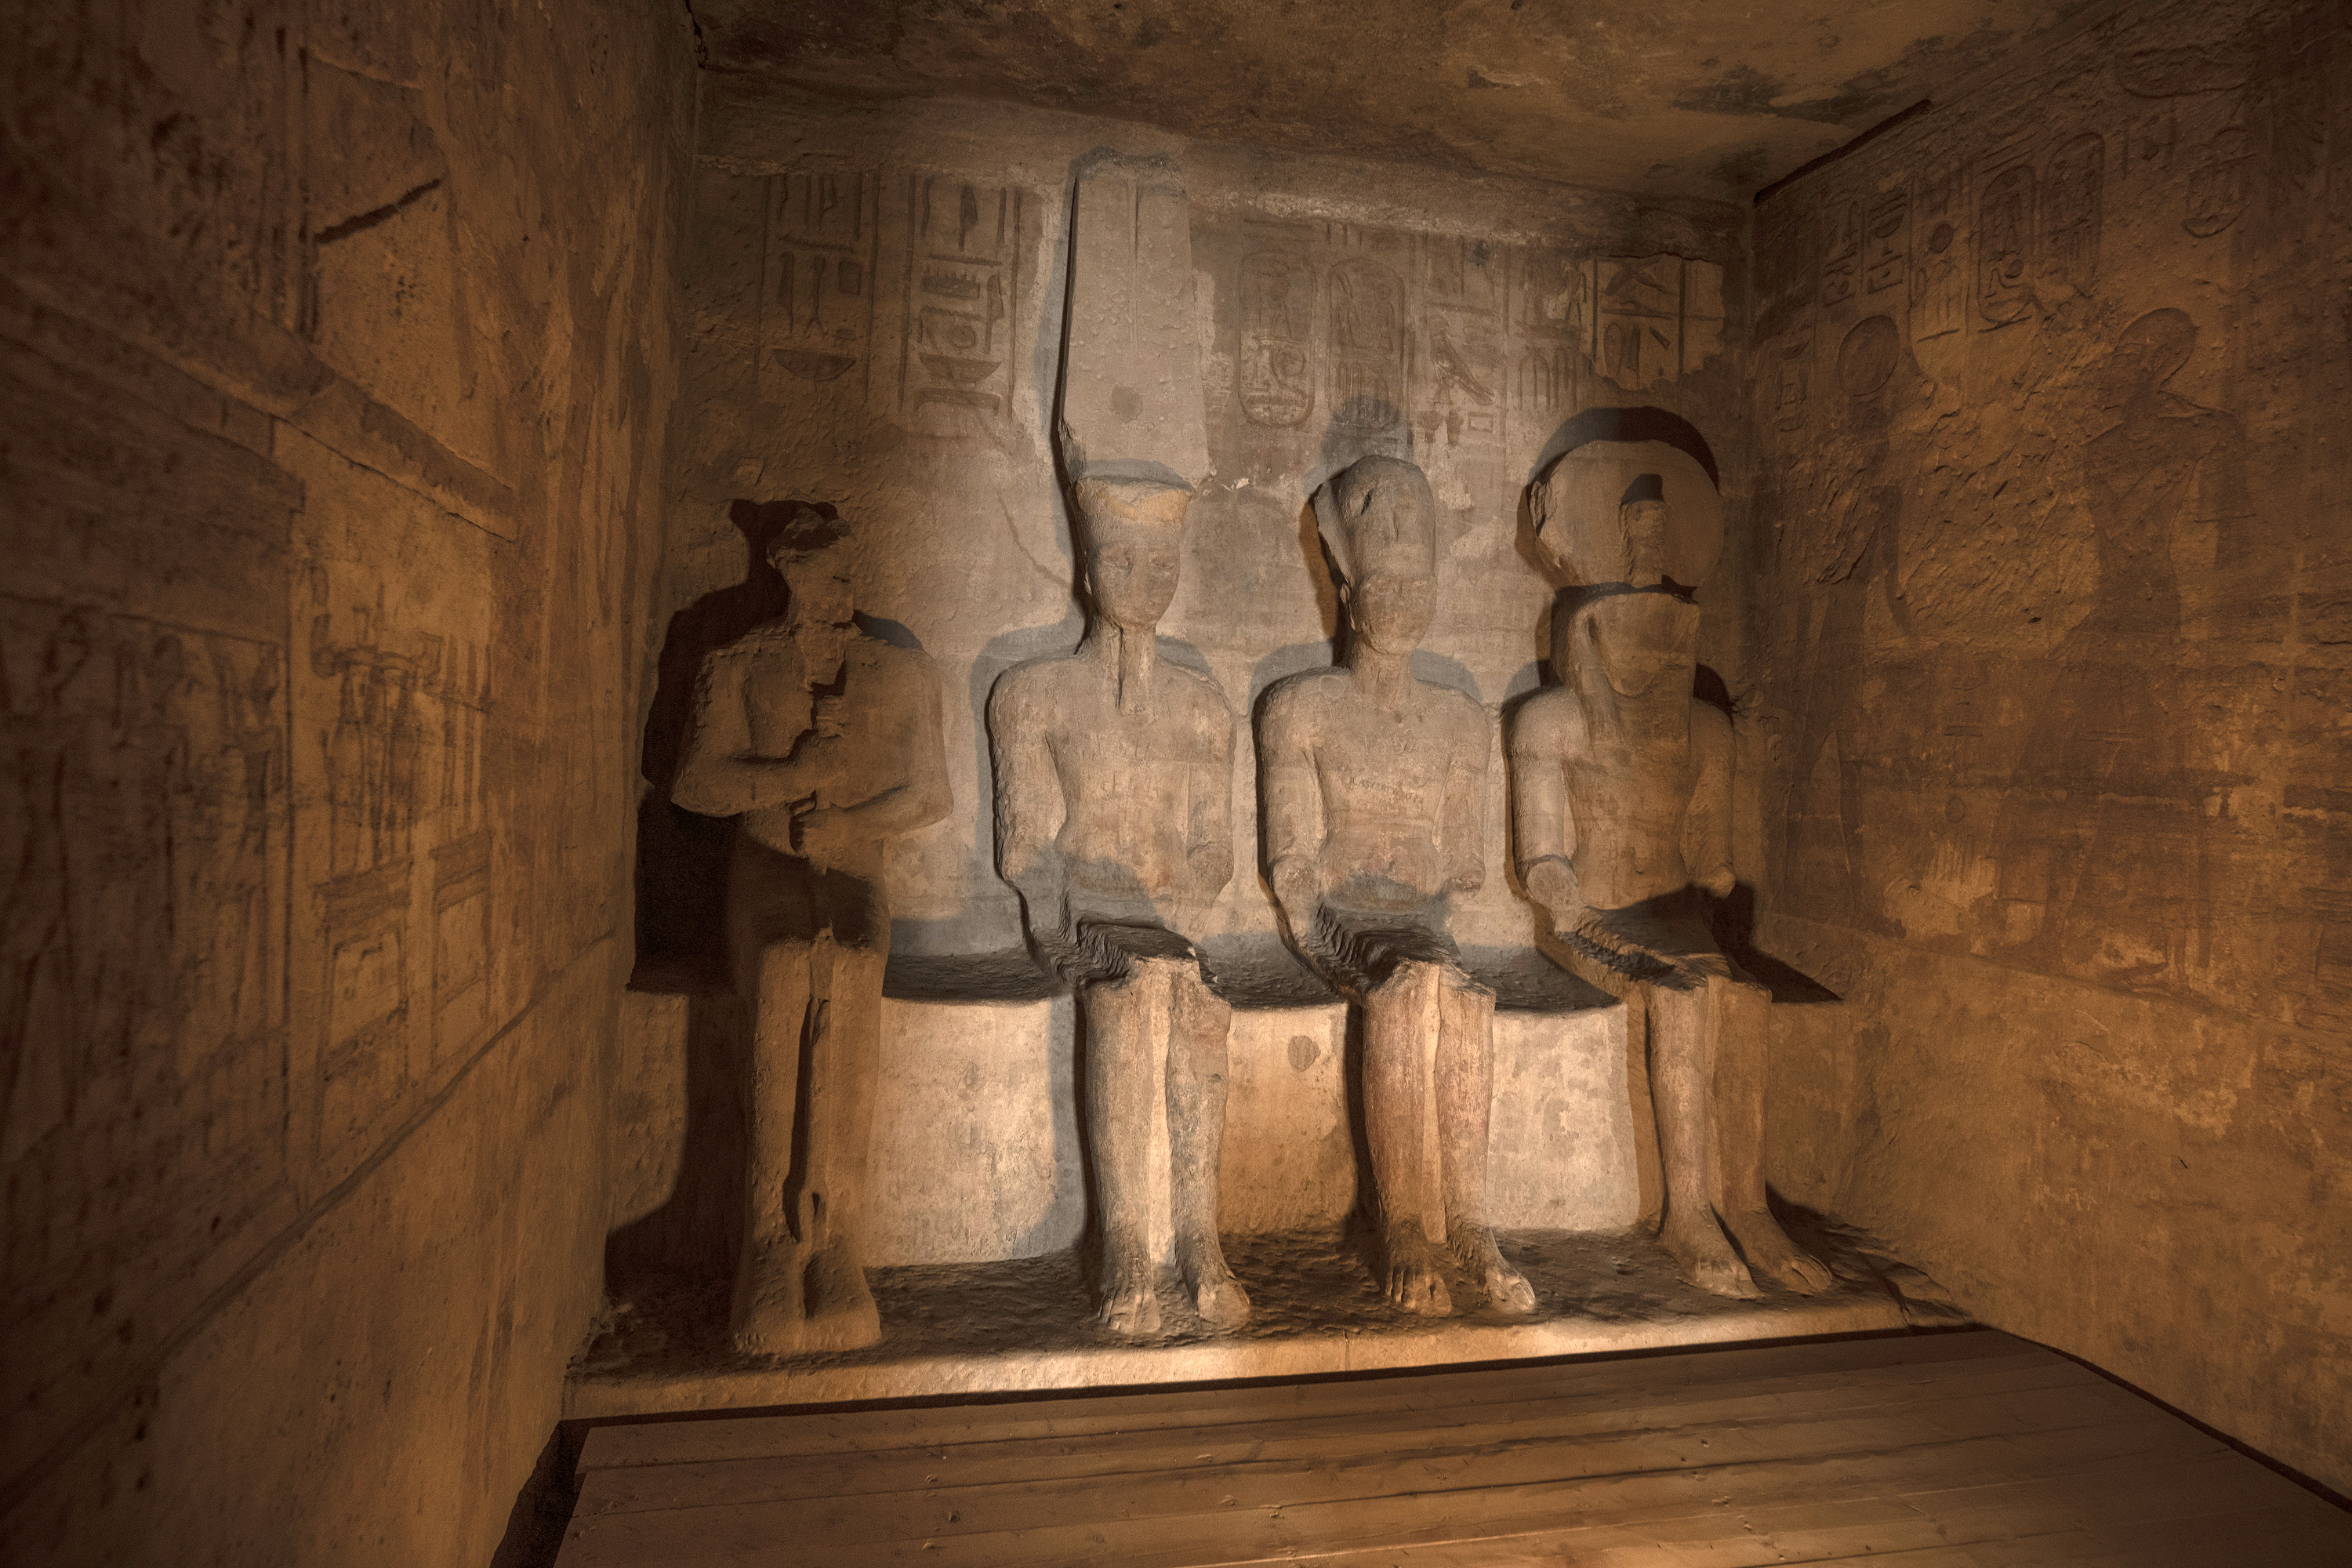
[569,1219,1947,1419]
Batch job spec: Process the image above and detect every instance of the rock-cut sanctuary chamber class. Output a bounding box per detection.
[2,1,2349,1563]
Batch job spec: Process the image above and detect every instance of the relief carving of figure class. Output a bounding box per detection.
[988,477,1251,1336]
[672,506,952,1355]
[1258,456,1536,1318]
[1509,441,1831,1299]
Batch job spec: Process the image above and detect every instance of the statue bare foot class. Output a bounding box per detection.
[1723,1210,1834,1294]
[1383,1225,1454,1316]
[1178,1235,1253,1328]
[798,1239,882,1351]
[731,1237,880,1356]
[1094,1262,1163,1337]
[1662,1214,1761,1299]
[1450,1222,1537,1315]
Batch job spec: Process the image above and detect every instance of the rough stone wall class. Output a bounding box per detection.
[0,3,694,1563]
[1748,0,2351,1496]
[646,83,1758,979]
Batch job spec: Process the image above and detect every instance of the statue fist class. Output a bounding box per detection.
[1523,857,1579,914]
[1269,857,1318,919]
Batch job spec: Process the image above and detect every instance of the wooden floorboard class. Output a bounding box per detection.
[557,1330,2352,1567]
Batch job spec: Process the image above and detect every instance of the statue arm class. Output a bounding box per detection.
[1180,699,1236,919]
[1515,700,1590,921]
[1685,703,1736,897]
[1507,699,1580,914]
[987,673,1067,925]
[800,655,953,840]
[1257,690,1323,927]
[1440,703,1488,894]
[670,648,821,818]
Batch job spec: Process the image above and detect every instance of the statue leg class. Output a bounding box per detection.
[1435,970,1536,1314]
[1708,972,1832,1294]
[731,933,816,1353]
[788,931,887,1348]
[1082,963,1170,1336]
[1165,961,1250,1328]
[1363,962,1450,1316]
[1647,976,1760,1299]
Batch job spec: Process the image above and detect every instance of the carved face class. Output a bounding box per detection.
[1347,569,1436,655]
[775,539,857,627]
[1618,499,1670,582]
[1087,531,1183,631]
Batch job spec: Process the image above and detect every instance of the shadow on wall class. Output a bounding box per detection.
[637,499,797,989]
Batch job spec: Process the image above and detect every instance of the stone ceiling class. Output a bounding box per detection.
[688,0,2105,202]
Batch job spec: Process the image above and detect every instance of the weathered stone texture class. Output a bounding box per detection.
[0,2,695,1562]
[1748,0,2352,1498]
[643,85,1752,978]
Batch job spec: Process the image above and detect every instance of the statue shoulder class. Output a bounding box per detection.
[1428,681,1490,735]
[988,651,1082,725]
[1164,659,1235,720]
[855,634,941,687]
[1508,686,1584,753]
[1257,666,1346,730]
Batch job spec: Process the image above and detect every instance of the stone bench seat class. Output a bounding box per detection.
[619,937,1836,1274]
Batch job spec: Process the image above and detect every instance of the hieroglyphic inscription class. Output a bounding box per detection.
[1504,249,1584,439]
[1597,256,1679,388]
[1239,250,1315,427]
[761,171,879,395]
[2,596,289,1267]
[1864,189,1910,296]
[2125,104,2178,187]
[1977,161,2035,326]
[305,590,495,1147]
[1820,201,1864,308]
[2183,128,2255,236]
[1210,215,1724,448]
[1414,235,1503,451]
[899,176,1023,430]
[2043,133,2105,296]
[1326,254,1409,430]
[1911,165,1969,340]
[1772,326,1815,431]
[430,641,491,1064]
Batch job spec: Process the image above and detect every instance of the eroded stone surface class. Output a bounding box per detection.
[673,507,953,1354]
[1747,0,2352,1501]
[568,1216,1922,1417]
[1512,438,1831,1301]
[1259,456,1534,1318]
[0,2,699,1562]
[688,0,2104,201]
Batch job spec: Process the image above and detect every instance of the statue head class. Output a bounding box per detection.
[1072,475,1192,634]
[1314,455,1437,655]
[1532,438,1721,590]
[766,503,858,629]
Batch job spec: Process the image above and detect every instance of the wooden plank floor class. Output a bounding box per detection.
[555,1330,2352,1566]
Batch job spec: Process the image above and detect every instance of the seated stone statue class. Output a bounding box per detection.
[1258,455,1536,1318]
[989,476,1250,1336]
[672,505,952,1354]
[1509,446,1831,1298]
